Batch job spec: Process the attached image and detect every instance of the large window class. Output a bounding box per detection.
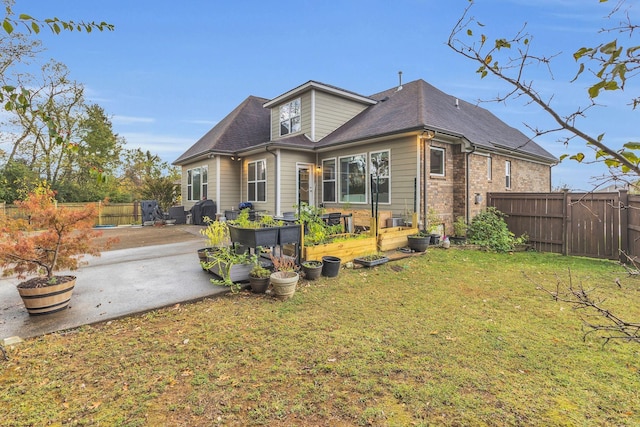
[370,150,390,203]
[248,160,266,202]
[322,158,337,203]
[279,98,301,136]
[187,166,208,201]
[505,160,511,189]
[430,147,445,176]
[339,154,367,203]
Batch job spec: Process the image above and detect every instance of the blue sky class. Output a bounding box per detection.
[12,0,639,191]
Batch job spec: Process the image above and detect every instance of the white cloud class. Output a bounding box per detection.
[112,115,156,125]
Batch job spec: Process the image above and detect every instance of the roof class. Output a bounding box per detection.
[172,95,270,164]
[263,80,376,109]
[174,79,557,165]
[318,79,556,162]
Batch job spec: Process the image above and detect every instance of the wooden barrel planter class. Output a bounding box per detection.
[16,275,76,315]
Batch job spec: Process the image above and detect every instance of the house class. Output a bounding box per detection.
[173,79,557,233]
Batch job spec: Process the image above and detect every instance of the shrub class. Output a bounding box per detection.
[467,207,525,252]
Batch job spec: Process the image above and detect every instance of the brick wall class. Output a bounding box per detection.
[425,145,551,235]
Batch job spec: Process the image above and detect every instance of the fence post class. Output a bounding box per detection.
[619,189,629,263]
[562,190,569,256]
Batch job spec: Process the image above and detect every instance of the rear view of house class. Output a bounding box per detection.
[173,79,556,234]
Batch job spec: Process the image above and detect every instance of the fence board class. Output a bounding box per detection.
[489,191,622,261]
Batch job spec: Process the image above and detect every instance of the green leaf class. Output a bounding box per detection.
[623,142,640,150]
[467,29,473,36]
[559,154,569,161]
[3,19,14,34]
[604,158,620,168]
[570,153,585,162]
[52,22,61,34]
[621,151,640,164]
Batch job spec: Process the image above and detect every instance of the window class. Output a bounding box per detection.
[370,150,390,203]
[430,147,445,176]
[505,160,511,189]
[322,158,337,203]
[339,154,367,203]
[487,156,492,181]
[279,98,301,136]
[187,166,208,201]
[248,160,266,202]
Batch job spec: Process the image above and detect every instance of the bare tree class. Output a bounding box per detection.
[448,0,640,185]
[449,0,640,344]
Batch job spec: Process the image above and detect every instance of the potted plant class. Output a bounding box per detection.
[354,253,390,267]
[269,253,299,299]
[407,230,431,252]
[301,260,323,280]
[450,216,467,245]
[0,186,113,315]
[249,263,271,293]
[201,247,256,291]
[426,208,442,245]
[198,216,230,266]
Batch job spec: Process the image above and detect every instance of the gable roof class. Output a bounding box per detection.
[263,80,376,109]
[173,95,270,164]
[318,79,556,162]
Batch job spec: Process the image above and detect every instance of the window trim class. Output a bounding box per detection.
[322,158,337,203]
[487,156,492,181]
[370,149,391,204]
[505,160,512,189]
[430,146,445,176]
[186,166,208,201]
[247,159,267,202]
[338,153,368,205]
[279,98,301,137]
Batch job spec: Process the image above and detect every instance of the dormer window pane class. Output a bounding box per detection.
[279,98,301,136]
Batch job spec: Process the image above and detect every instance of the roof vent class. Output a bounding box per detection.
[380,96,390,102]
[455,98,459,109]
[397,70,403,91]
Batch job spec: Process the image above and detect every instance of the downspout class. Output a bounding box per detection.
[466,142,477,223]
[265,145,280,215]
[216,155,221,214]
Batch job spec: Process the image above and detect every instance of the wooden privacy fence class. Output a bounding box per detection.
[0,201,141,226]
[488,190,640,261]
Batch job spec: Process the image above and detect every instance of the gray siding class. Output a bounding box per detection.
[314,91,368,141]
[279,150,316,211]
[319,136,417,216]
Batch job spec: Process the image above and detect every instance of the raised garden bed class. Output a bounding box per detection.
[376,225,419,252]
[303,234,377,263]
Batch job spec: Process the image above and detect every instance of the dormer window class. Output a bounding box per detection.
[280,98,301,136]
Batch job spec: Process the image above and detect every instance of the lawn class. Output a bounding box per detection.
[1,249,639,426]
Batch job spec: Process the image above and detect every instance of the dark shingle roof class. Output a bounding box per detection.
[173,95,270,164]
[175,79,556,165]
[317,79,556,162]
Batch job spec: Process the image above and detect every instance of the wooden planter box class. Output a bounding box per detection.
[377,226,419,252]
[303,234,377,263]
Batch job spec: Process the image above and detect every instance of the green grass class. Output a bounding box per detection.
[2,249,640,426]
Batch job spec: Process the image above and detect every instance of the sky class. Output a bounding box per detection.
[6,0,639,191]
